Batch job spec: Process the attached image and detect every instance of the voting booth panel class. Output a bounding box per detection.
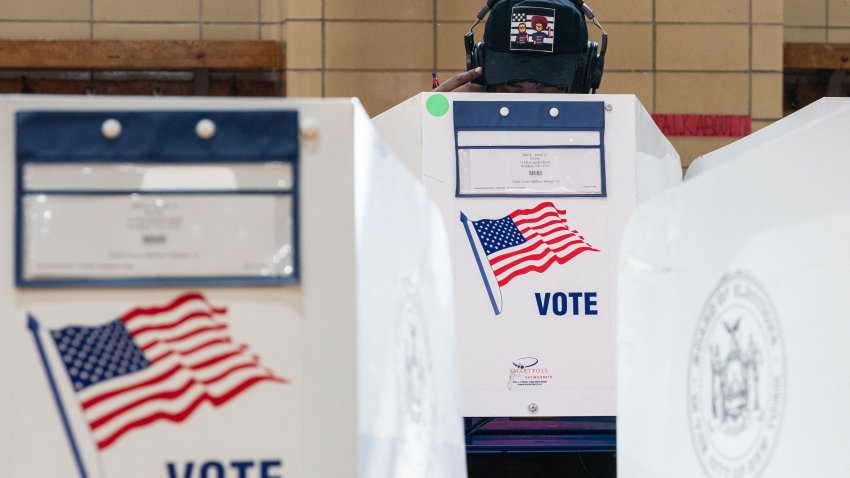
[375,93,680,418]
[0,96,466,478]
[685,98,850,180]
[618,98,850,477]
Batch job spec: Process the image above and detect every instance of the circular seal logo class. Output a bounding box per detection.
[687,272,785,478]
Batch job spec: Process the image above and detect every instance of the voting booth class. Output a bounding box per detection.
[374,92,680,424]
[0,95,466,478]
[618,98,850,477]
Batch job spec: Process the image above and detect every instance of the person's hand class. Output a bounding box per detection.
[433,67,484,92]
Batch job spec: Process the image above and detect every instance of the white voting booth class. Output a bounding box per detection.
[618,98,850,477]
[375,92,680,418]
[0,95,466,478]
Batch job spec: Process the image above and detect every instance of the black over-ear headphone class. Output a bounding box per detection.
[464,0,607,93]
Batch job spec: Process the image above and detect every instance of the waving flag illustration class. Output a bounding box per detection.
[460,202,600,315]
[28,291,287,476]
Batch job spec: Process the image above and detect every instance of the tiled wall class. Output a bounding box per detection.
[282,0,788,166]
[0,0,816,166]
[604,0,785,167]
[0,0,282,40]
[785,0,850,42]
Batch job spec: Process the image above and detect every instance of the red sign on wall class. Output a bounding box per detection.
[651,114,752,137]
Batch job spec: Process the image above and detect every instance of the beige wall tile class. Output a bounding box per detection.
[828,27,850,41]
[656,0,739,23]
[657,25,749,71]
[93,23,200,40]
[261,23,283,41]
[437,0,651,24]
[325,22,433,70]
[829,0,850,26]
[597,72,654,112]
[785,0,826,27]
[261,0,281,23]
[203,0,259,22]
[288,0,321,19]
[287,21,323,69]
[286,70,322,96]
[672,136,736,169]
[753,0,783,23]
[325,71,429,116]
[202,23,260,40]
[0,0,89,21]
[594,0,652,22]
[751,72,782,118]
[656,72,750,114]
[437,22,472,71]
[752,119,775,132]
[0,22,90,40]
[94,0,199,22]
[604,23,653,71]
[326,0,433,20]
[784,26,827,41]
[752,25,783,71]
[437,0,484,22]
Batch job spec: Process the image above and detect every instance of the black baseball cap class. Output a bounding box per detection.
[482,0,588,87]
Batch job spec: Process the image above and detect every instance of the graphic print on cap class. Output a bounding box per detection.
[510,7,555,53]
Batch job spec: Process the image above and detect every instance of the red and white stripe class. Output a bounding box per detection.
[488,202,598,286]
[75,292,286,450]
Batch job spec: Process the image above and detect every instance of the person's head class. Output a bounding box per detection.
[481,0,590,92]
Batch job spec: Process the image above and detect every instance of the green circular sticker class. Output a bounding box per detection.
[426,94,450,117]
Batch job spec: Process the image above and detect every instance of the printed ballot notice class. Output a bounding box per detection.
[21,194,294,281]
[458,147,603,196]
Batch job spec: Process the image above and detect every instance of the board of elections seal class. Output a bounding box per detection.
[687,272,785,478]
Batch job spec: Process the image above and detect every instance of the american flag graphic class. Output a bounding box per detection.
[467,202,599,287]
[45,292,286,450]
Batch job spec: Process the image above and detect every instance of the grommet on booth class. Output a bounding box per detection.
[196,118,216,140]
[549,107,559,118]
[499,106,510,117]
[101,118,122,140]
[300,117,320,141]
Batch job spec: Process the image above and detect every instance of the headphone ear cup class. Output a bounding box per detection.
[472,41,486,85]
[583,41,598,93]
[570,41,595,93]
[465,32,476,71]
[590,42,605,91]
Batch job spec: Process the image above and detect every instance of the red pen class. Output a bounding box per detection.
[432,72,440,90]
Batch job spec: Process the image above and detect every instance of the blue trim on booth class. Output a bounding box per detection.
[15,110,300,288]
[16,110,299,161]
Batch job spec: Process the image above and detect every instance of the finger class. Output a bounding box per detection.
[433,67,483,92]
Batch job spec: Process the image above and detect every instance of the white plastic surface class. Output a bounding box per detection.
[375,93,681,417]
[0,95,466,478]
[618,98,850,477]
[686,98,850,179]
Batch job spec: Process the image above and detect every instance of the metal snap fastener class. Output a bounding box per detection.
[101,118,122,140]
[196,118,216,140]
